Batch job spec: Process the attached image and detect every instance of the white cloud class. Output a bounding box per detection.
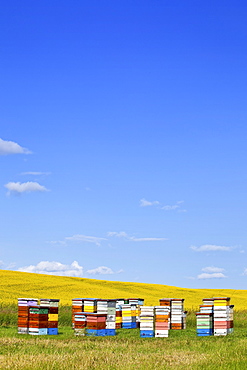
[190,244,232,252]
[139,198,160,207]
[242,269,247,276]
[202,266,225,273]
[107,231,167,242]
[0,138,31,155]
[197,272,227,280]
[18,261,83,277]
[5,181,49,195]
[65,234,107,246]
[86,266,123,275]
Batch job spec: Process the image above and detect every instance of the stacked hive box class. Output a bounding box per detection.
[40,299,59,335]
[97,299,117,336]
[196,312,213,336]
[18,298,59,335]
[131,298,144,328]
[84,298,98,313]
[159,299,171,329]
[202,298,214,306]
[18,298,38,334]
[140,306,155,338]
[72,298,84,327]
[72,298,97,328]
[213,297,231,336]
[28,306,49,335]
[121,304,132,329]
[196,300,211,337]
[119,298,144,329]
[105,300,117,335]
[154,306,170,338]
[160,298,186,330]
[170,299,184,330]
[130,304,138,329]
[196,297,234,336]
[196,299,215,336]
[116,305,122,329]
[85,313,107,336]
[97,299,108,314]
[73,312,87,335]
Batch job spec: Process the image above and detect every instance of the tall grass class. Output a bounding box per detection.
[0,304,72,327]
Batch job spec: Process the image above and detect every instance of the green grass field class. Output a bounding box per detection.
[1,311,247,370]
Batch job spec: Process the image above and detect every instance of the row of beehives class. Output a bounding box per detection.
[17,297,234,338]
[18,298,59,335]
[196,297,234,336]
[72,298,186,337]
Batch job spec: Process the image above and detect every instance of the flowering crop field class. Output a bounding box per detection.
[0,269,246,310]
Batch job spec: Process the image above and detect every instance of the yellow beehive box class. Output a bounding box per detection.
[48,314,58,321]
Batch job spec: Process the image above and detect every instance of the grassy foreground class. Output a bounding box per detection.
[1,269,247,309]
[1,311,247,369]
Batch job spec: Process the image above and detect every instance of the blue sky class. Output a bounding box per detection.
[1,0,247,289]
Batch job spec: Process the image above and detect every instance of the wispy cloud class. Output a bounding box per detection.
[18,261,83,277]
[139,198,160,207]
[51,231,167,248]
[5,181,49,195]
[161,200,185,211]
[65,234,107,246]
[139,198,186,212]
[190,244,232,252]
[107,231,167,242]
[0,261,16,269]
[0,138,31,155]
[21,171,51,176]
[197,272,227,279]
[202,266,225,273]
[162,204,180,210]
[86,266,123,275]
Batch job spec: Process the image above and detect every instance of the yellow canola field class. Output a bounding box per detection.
[0,270,246,310]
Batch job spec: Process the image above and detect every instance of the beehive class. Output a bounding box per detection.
[154,306,170,338]
[140,306,155,338]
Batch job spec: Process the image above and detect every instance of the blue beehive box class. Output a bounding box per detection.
[197,329,213,335]
[48,328,58,335]
[38,329,48,335]
[97,329,106,336]
[140,330,154,338]
[105,329,116,336]
[122,323,132,329]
